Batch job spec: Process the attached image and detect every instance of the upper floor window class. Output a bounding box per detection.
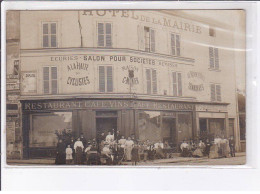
[209,27,216,37]
[209,47,219,70]
[144,27,155,52]
[99,66,113,92]
[171,33,180,56]
[172,72,182,96]
[42,22,57,48]
[146,68,157,94]
[43,66,58,94]
[98,22,112,47]
[210,83,221,102]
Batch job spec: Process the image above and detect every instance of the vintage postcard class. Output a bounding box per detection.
[6,9,246,166]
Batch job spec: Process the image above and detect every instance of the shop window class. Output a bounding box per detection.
[209,47,219,70]
[42,22,57,48]
[138,111,161,142]
[172,72,182,96]
[97,22,112,47]
[144,27,155,52]
[209,27,216,37]
[210,83,221,102]
[99,66,113,92]
[146,68,157,94]
[170,33,180,56]
[30,112,72,147]
[43,66,58,94]
[209,118,224,137]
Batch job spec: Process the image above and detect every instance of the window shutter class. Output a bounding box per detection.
[176,34,180,56]
[98,23,104,47]
[214,48,219,69]
[105,23,112,47]
[138,25,145,50]
[146,69,151,94]
[171,34,176,55]
[50,23,57,47]
[150,29,155,52]
[209,47,214,69]
[43,67,49,94]
[152,69,157,94]
[177,72,182,96]
[99,66,105,92]
[106,66,113,92]
[51,67,58,94]
[43,23,49,48]
[172,72,177,96]
[210,84,216,101]
[216,84,221,101]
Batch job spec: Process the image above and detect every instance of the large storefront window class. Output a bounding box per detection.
[30,112,72,147]
[138,111,161,142]
[209,118,224,137]
[177,113,192,143]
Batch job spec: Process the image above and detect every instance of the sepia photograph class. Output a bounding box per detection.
[6,9,246,166]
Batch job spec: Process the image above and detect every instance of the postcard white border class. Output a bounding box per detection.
[1,1,260,190]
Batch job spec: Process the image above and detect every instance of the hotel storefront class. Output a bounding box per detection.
[21,98,229,159]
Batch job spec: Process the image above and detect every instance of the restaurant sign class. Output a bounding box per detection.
[23,100,194,111]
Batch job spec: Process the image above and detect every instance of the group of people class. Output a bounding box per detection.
[55,129,173,165]
[180,135,236,159]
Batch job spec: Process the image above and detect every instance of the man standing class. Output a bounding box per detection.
[229,136,236,157]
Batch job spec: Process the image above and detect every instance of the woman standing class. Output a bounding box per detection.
[124,137,134,161]
[55,139,66,165]
[131,144,139,165]
[74,138,84,165]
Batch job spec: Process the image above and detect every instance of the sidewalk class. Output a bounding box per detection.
[7,152,246,166]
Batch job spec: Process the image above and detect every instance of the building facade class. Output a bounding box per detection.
[6,10,243,159]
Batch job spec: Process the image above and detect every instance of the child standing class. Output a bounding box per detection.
[66,145,73,164]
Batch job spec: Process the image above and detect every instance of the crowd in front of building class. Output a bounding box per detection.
[54,128,236,165]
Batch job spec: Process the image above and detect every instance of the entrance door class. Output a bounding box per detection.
[162,118,177,148]
[96,118,117,138]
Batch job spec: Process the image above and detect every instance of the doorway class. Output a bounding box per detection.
[162,117,177,148]
[96,117,117,138]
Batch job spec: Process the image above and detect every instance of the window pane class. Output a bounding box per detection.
[43,23,48,34]
[214,48,219,69]
[210,84,216,101]
[152,69,157,94]
[99,66,105,92]
[177,73,182,96]
[30,112,72,147]
[51,67,57,80]
[150,29,155,52]
[98,23,104,47]
[209,47,214,68]
[43,35,49,47]
[51,35,57,47]
[138,111,161,142]
[43,67,49,94]
[106,34,112,47]
[216,84,221,101]
[51,80,58,94]
[176,35,180,56]
[105,23,112,34]
[50,23,56,34]
[171,34,176,55]
[172,72,177,96]
[146,69,151,94]
[106,66,113,92]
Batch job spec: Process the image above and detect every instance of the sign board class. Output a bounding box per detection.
[21,72,37,93]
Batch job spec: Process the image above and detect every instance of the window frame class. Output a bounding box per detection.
[172,71,182,97]
[41,21,58,48]
[43,66,58,95]
[170,32,181,56]
[97,22,113,48]
[145,68,157,95]
[98,65,114,93]
[209,47,220,70]
[210,83,221,102]
[144,26,155,53]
